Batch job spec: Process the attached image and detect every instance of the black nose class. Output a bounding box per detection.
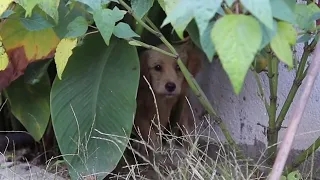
[165,82,176,92]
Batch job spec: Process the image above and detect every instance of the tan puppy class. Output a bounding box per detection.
[133,41,203,149]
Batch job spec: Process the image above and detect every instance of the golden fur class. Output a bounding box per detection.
[133,41,203,148]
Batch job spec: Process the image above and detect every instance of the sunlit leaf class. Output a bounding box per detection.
[113,22,140,39]
[241,0,273,29]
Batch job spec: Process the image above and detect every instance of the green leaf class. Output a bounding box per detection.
[24,59,52,85]
[161,0,193,38]
[270,0,295,24]
[186,20,201,49]
[131,0,154,19]
[93,7,126,45]
[297,34,313,44]
[287,170,302,180]
[38,0,59,23]
[310,12,320,21]
[75,0,102,11]
[211,15,262,94]
[259,20,278,49]
[225,0,235,6]
[240,0,273,30]
[15,0,40,17]
[5,74,50,141]
[270,21,296,67]
[0,10,15,19]
[20,12,54,31]
[113,22,140,39]
[200,21,215,61]
[194,0,222,35]
[50,34,139,179]
[65,16,88,38]
[295,3,320,30]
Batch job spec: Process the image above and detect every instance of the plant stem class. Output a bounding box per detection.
[251,67,269,113]
[117,0,243,158]
[128,39,176,57]
[285,137,320,175]
[267,53,279,164]
[275,37,318,129]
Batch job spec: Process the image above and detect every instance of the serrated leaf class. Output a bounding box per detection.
[55,38,78,80]
[270,0,295,24]
[211,15,262,94]
[260,20,278,49]
[131,0,154,19]
[38,0,60,23]
[241,0,273,30]
[271,21,296,67]
[113,22,140,39]
[20,12,54,31]
[0,0,13,17]
[295,3,320,30]
[5,74,51,141]
[65,16,88,38]
[194,0,222,35]
[75,0,102,11]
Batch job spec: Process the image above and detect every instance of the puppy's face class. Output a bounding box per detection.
[141,44,189,98]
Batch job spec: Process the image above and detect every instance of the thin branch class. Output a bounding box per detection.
[251,66,269,113]
[128,39,176,57]
[269,40,320,180]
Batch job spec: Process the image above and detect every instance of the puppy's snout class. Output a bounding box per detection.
[165,82,176,92]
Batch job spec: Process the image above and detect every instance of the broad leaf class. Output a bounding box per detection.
[55,38,78,80]
[259,20,278,49]
[270,0,295,24]
[15,0,40,17]
[20,12,54,31]
[51,34,139,179]
[113,22,140,39]
[295,3,320,30]
[4,74,50,141]
[0,10,15,19]
[38,0,60,23]
[211,15,262,94]
[297,34,313,44]
[131,0,154,19]
[24,59,52,85]
[0,5,59,91]
[75,0,102,11]
[93,7,126,45]
[241,0,273,29]
[270,21,296,67]
[200,21,215,61]
[0,0,13,17]
[65,16,88,38]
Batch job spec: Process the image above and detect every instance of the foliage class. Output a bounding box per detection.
[0,0,319,179]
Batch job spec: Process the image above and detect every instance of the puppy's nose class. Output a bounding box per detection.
[165,82,176,92]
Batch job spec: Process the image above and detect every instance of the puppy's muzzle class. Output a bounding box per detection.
[165,82,176,93]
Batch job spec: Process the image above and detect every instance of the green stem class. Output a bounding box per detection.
[285,137,320,175]
[251,67,269,113]
[276,37,319,129]
[128,39,176,57]
[117,0,243,158]
[267,54,279,164]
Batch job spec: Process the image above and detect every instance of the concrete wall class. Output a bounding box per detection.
[189,38,320,152]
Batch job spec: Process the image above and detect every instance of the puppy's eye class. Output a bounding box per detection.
[154,65,162,71]
[175,64,181,71]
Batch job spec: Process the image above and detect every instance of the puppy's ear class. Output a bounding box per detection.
[186,43,203,76]
[139,50,151,89]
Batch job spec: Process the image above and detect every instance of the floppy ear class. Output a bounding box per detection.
[186,44,203,77]
[138,50,151,89]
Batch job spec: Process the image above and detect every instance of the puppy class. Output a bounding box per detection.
[133,41,203,150]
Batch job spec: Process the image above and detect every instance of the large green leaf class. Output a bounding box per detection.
[240,0,273,29]
[50,34,139,179]
[4,74,51,141]
[75,0,102,11]
[211,15,262,94]
[270,0,295,24]
[259,20,278,50]
[113,22,140,39]
[131,0,154,19]
[295,3,320,31]
[270,21,296,67]
[65,16,88,38]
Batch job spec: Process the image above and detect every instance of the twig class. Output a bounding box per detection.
[127,39,176,57]
[251,67,269,112]
[269,40,320,180]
